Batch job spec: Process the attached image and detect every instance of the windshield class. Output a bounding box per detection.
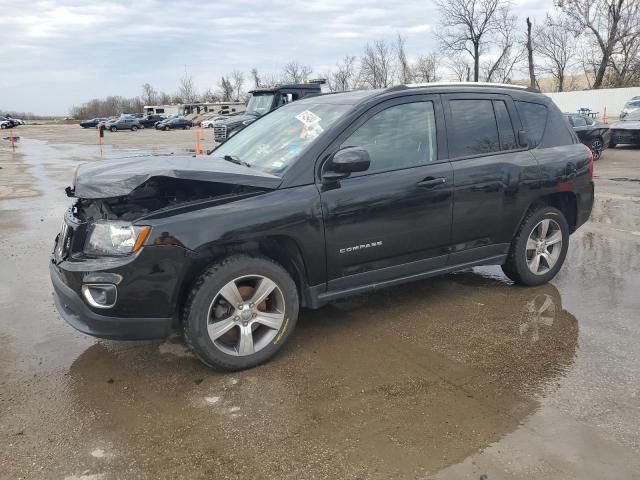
[213,102,351,175]
[623,110,640,121]
[246,93,275,115]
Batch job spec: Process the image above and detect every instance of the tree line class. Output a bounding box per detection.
[70,0,639,119]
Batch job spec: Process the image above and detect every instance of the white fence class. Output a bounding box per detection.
[544,87,640,120]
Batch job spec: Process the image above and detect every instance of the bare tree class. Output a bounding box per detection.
[359,40,396,88]
[250,67,261,88]
[178,74,198,104]
[482,7,523,83]
[559,0,640,88]
[231,71,244,100]
[435,0,511,82]
[218,76,234,101]
[526,18,537,88]
[327,55,358,91]
[609,28,640,86]
[396,34,413,84]
[412,54,441,83]
[450,55,473,81]
[536,15,577,91]
[283,60,313,83]
[141,83,158,105]
[158,91,172,105]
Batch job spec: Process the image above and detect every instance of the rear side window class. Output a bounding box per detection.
[515,101,548,148]
[448,99,500,157]
[493,100,518,150]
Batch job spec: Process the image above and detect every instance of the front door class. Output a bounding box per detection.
[319,96,453,292]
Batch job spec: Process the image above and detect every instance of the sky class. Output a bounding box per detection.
[0,0,554,116]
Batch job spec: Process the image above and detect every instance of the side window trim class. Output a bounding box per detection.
[315,94,448,182]
[492,99,520,152]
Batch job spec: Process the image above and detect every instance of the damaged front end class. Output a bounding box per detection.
[72,176,269,222]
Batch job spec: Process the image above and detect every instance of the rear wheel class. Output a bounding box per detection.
[110,126,117,132]
[164,126,170,131]
[502,206,569,286]
[589,137,603,160]
[183,255,299,371]
[131,125,138,131]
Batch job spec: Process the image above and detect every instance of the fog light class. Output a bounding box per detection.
[81,284,117,308]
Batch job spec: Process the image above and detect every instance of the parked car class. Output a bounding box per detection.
[104,115,142,132]
[564,113,611,160]
[79,118,108,128]
[609,110,640,147]
[138,114,166,128]
[201,116,225,128]
[155,117,192,130]
[211,81,324,142]
[619,96,640,119]
[0,120,12,129]
[50,83,594,371]
[0,116,21,128]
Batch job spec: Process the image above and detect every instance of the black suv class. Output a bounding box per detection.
[212,82,323,142]
[50,83,594,370]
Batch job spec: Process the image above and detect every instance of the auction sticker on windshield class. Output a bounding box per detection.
[296,110,321,126]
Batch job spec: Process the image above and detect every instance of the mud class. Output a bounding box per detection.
[1,126,639,479]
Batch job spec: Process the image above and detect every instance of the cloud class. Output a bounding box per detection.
[0,0,555,115]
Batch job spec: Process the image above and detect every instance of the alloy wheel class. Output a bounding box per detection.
[525,219,563,275]
[207,275,286,356]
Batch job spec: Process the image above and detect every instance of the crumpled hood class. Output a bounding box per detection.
[611,120,640,130]
[70,155,281,199]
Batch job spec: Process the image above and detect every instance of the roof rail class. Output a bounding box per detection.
[392,82,538,92]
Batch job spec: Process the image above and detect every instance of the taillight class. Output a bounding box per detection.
[586,145,594,180]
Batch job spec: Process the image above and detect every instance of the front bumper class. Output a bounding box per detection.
[50,261,173,340]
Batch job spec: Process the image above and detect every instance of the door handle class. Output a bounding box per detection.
[417,177,446,189]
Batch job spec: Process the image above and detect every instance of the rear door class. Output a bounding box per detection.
[320,95,453,291]
[443,94,540,264]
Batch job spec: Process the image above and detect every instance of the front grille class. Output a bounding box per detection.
[213,125,227,142]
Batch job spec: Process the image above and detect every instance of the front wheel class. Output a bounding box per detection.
[110,126,117,132]
[164,126,170,131]
[183,256,299,371]
[131,125,138,131]
[502,206,569,286]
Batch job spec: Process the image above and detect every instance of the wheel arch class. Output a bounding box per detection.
[521,192,578,234]
[176,235,311,323]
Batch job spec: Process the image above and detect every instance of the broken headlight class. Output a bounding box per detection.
[84,222,150,256]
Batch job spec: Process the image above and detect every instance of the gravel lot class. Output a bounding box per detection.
[1,125,639,479]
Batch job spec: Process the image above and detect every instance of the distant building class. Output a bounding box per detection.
[143,101,246,117]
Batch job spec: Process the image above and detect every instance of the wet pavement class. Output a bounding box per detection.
[1,126,639,479]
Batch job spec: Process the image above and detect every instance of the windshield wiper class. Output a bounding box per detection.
[223,155,251,168]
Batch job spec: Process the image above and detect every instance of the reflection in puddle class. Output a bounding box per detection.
[519,294,555,342]
[61,272,578,479]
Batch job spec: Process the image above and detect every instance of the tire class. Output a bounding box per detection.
[110,126,117,132]
[164,126,170,131]
[0,124,6,129]
[131,125,138,131]
[589,137,603,160]
[183,255,299,371]
[502,206,569,286]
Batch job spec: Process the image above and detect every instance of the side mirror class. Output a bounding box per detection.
[322,147,371,182]
[518,130,529,148]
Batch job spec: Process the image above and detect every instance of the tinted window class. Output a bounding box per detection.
[342,101,437,173]
[571,115,587,127]
[515,101,548,148]
[493,101,517,150]
[449,99,500,157]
